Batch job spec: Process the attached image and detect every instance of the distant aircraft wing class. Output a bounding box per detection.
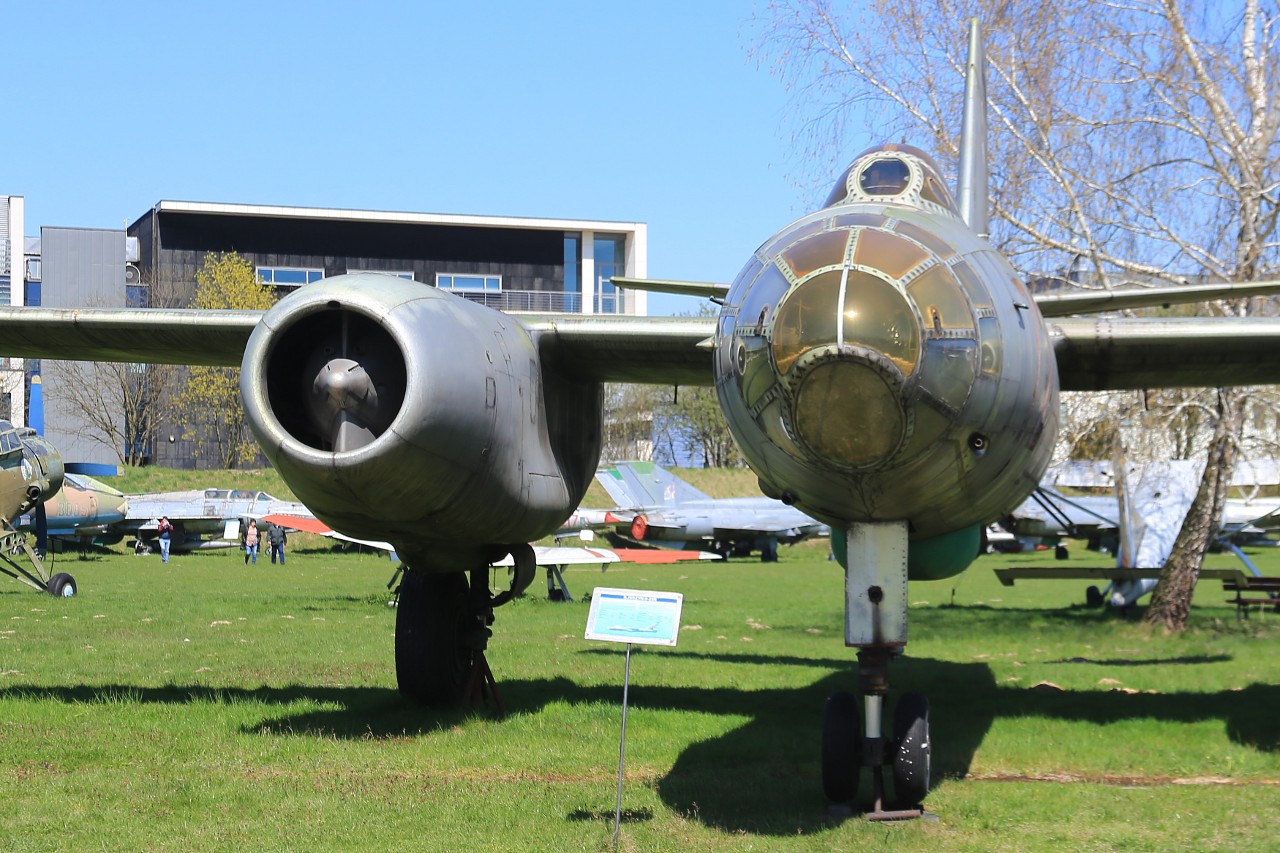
[1051,317,1280,390]
[262,513,330,534]
[498,546,620,567]
[610,548,722,563]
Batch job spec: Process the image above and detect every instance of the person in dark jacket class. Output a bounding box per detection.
[267,523,287,565]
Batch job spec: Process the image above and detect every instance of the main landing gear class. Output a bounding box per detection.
[822,521,932,820]
[0,520,76,598]
[393,544,536,712]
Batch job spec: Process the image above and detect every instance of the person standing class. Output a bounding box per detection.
[242,519,260,565]
[267,523,287,565]
[157,516,174,563]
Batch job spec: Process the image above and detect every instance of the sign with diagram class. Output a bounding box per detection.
[584,587,683,647]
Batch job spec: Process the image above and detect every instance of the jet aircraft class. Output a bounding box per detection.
[119,487,315,553]
[6,20,1280,817]
[18,472,129,551]
[590,461,828,559]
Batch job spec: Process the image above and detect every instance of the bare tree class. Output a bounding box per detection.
[757,0,1280,628]
[51,359,176,466]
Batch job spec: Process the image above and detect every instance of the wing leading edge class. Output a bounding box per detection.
[0,307,259,365]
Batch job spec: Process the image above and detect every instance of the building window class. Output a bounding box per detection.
[595,235,626,313]
[257,266,324,287]
[347,269,415,280]
[436,274,501,293]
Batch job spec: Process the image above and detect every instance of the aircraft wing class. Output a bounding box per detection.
[0,307,260,365]
[496,546,620,567]
[1052,317,1280,390]
[0,307,716,386]
[14,306,1280,394]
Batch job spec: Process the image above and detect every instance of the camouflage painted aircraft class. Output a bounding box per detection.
[590,461,828,560]
[0,420,79,596]
[6,20,1280,816]
[18,472,129,551]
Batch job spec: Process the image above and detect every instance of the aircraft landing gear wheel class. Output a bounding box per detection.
[821,690,861,805]
[395,570,474,706]
[47,573,77,598]
[892,692,931,807]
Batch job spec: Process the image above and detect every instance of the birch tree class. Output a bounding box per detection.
[756,0,1280,629]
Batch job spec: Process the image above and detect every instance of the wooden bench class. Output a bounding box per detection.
[994,566,1247,587]
[1222,575,1280,619]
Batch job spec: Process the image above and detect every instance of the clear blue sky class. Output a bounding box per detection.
[11,2,861,316]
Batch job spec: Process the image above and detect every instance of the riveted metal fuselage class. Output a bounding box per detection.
[714,147,1059,540]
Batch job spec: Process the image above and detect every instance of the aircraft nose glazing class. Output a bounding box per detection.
[769,256,923,470]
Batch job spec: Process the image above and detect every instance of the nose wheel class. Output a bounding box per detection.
[821,648,931,819]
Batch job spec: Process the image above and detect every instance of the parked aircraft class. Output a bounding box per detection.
[1004,461,1280,607]
[120,487,314,553]
[18,472,129,550]
[590,461,828,560]
[6,20,1280,816]
[0,420,75,596]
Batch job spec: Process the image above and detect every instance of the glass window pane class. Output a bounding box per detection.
[781,229,849,279]
[907,264,974,332]
[842,271,921,374]
[772,269,842,374]
[853,229,930,280]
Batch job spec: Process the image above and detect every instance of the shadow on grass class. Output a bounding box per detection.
[1048,654,1233,666]
[4,664,1276,835]
[566,807,653,824]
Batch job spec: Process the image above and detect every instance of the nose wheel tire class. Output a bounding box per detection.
[892,692,931,807]
[47,573,77,598]
[821,690,861,805]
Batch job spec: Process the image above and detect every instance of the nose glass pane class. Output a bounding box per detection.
[842,271,920,374]
[772,270,842,375]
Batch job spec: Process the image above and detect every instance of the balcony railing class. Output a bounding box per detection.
[454,289,630,314]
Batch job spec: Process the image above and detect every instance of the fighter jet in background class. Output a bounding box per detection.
[119,487,315,554]
[18,472,129,551]
[591,461,828,560]
[7,20,1280,817]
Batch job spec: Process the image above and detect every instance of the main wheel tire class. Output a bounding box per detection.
[892,692,931,807]
[395,570,474,706]
[47,573,77,598]
[821,691,861,805]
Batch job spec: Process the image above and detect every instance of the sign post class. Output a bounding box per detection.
[584,588,684,848]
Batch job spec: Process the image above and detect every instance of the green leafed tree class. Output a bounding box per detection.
[173,252,276,468]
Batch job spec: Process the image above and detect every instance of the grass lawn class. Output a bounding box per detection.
[2,536,1278,851]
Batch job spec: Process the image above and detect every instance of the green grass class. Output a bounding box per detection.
[2,537,1279,851]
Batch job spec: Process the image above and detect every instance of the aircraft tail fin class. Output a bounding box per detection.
[956,17,989,237]
[596,461,712,508]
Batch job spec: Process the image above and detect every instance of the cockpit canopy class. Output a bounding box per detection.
[823,144,959,214]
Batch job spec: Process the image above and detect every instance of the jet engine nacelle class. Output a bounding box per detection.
[241,275,602,569]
